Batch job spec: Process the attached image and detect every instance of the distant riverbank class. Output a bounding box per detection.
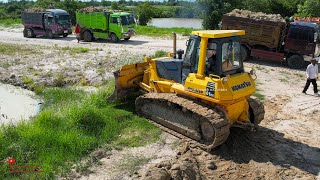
[148,18,203,29]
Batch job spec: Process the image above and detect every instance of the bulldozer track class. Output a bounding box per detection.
[135,93,230,151]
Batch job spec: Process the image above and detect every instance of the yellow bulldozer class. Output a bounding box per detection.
[113,30,265,150]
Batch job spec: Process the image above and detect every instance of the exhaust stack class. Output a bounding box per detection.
[173,32,176,59]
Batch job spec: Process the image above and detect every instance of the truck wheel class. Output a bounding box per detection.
[241,45,250,61]
[26,29,34,38]
[287,54,304,69]
[124,37,130,41]
[47,31,54,39]
[83,31,93,42]
[110,33,119,43]
[63,34,68,37]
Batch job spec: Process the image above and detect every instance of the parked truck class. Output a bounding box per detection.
[22,9,72,39]
[76,10,135,43]
[222,10,320,69]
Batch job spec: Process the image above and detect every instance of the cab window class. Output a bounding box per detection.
[221,41,241,72]
[112,17,118,23]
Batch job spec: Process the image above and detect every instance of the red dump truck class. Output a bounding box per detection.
[22,9,72,38]
[222,10,320,69]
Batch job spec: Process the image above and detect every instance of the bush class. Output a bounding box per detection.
[136,2,154,26]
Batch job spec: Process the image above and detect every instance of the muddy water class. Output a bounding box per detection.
[0,83,40,125]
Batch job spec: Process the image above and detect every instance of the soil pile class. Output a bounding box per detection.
[141,143,216,180]
[24,8,46,13]
[79,6,121,13]
[226,9,285,22]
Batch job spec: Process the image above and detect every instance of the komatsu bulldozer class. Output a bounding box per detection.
[113,30,265,150]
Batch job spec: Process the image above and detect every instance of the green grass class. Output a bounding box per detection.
[135,25,198,37]
[61,46,90,55]
[0,19,21,27]
[0,81,160,179]
[152,50,168,58]
[70,47,90,54]
[0,43,37,56]
[22,76,33,84]
[253,90,265,101]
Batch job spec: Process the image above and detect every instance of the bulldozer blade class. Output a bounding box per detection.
[111,62,148,99]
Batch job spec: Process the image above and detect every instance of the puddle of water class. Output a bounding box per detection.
[0,83,40,125]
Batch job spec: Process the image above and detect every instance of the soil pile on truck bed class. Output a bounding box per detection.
[79,6,119,12]
[226,9,285,22]
[24,8,46,13]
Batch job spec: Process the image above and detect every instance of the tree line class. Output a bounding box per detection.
[0,0,319,29]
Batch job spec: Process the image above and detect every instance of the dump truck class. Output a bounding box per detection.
[76,11,135,42]
[22,9,72,38]
[222,10,320,69]
[113,30,265,150]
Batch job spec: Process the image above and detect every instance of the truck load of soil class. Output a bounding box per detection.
[24,8,46,13]
[79,6,111,12]
[226,9,285,22]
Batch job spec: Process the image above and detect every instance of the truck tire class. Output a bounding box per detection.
[26,29,34,38]
[241,45,250,61]
[110,33,119,43]
[287,54,304,69]
[83,31,93,42]
[124,37,130,41]
[47,31,54,39]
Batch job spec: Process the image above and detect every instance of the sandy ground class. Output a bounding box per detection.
[0,29,319,179]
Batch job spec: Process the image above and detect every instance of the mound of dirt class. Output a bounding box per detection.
[226,9,285,22]
[79,6,121,12]
[24,8,46,13]
[141,143,216,180]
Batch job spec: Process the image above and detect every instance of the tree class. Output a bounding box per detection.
[111,2,120,10]
[136,2,154,26]
[297,0,320,17]
[197,0,236,29]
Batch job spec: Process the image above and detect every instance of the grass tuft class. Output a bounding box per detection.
[153,50,168,58]
[0,43,36,55]
[253,90,265,101]
[135,25,198,37]
[70,47,90,54]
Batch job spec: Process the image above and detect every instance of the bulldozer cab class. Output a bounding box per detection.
[182,30,245,84]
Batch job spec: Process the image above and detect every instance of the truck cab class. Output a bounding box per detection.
[22,9,72,39]
[76,11,135,43]
[285,21,320,60]
[109,13,136,42]
[44,9,72,38]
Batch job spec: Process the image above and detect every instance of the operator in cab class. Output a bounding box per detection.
[205,42,217,76]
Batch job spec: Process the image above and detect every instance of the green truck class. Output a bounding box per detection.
[76,11,136,42]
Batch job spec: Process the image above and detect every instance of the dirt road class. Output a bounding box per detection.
[1,29,319,180]
[0,30,187,54]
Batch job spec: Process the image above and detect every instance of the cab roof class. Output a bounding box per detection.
[191,30,245,38]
